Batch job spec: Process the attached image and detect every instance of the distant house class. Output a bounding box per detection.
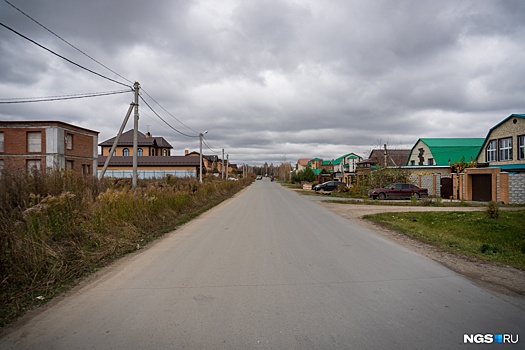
[99,129,173,157]
[407,138,484,166]
[0,120,99,175]
[361,149,411,168]
[185,151,228,175]
[296,158,312,172]
[98,130,198,178]
[332,153,363,184]
[476,114,525,173]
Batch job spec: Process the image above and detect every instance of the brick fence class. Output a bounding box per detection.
[409,171,525,204]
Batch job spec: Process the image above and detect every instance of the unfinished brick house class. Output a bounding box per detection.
[0,120,99,175]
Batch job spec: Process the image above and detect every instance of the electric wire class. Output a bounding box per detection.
[139,94,199,138]
[3,0,134,85]
[140,88,199,135]
[202,137,220,154]
[0,21,132,88]
[2,2,202,145]
[0,89,131,104]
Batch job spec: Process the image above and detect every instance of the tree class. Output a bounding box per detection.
[302,166,316,182]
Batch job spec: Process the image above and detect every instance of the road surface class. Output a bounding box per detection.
[1,179,523,349]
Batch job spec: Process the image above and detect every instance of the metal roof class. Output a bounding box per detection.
[408,138,484,166]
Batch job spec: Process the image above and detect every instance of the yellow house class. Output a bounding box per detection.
[99,129,172,157]
[98,130,199,178]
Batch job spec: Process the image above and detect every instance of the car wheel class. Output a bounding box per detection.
[414,193,421,199]
[378,192,386,200]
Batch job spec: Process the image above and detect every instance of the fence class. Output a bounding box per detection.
[98,170,197,179]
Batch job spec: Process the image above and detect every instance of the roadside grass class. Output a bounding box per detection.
[364,211,525,270]
[0,170,252,327]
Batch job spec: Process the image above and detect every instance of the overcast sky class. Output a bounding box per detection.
[1,0,524,166]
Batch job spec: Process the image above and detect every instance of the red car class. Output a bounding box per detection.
[368,183,428,200]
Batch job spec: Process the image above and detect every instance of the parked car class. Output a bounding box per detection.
[314,181,347,192]
[256,175,263,180]
[368,183,428,200]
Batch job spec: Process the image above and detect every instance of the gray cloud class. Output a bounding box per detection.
[1,0,524,165]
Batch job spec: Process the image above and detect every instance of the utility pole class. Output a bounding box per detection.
[199,130,208,183]
[226,154,229,178]
[222,148,225,180]
[383,143,387,168]
[132,82,140,189]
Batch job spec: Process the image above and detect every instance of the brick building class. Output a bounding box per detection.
[0,121,99,175]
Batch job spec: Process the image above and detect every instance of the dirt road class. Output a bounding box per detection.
[316,201,525,296]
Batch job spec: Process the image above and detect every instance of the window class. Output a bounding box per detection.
[427,158,434,166]
[65,133,73,150]
[27,132,42,153]
[123,148,130,156]
[82,164,91,175]
[0,132,4,152]
[519,135,525,160]
[66,160,73,171]
[410,160,415,166]
[26,159,41,171]
[0,159,3,172]
[499,137,512,161]
[163,149,168,156]
[137,148,143,156]
[486,140,497,162]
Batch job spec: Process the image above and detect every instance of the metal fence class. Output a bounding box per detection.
[99,170,197,179]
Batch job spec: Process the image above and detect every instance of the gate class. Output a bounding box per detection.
[471,174,492,201]
[440,177,453,199]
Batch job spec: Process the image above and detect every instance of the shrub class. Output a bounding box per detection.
[486,201,500,219]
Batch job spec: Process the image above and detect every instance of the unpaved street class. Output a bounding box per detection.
[312,199,525,296]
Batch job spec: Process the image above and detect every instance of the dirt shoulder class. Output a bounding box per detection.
[316,201,525,297]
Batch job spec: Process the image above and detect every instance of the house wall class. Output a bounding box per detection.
[407,141,433,166]
[478,116,525,165]
[0,123,98,175]
[101,145,171,157]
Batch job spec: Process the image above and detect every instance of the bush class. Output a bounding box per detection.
[486,201,500,219]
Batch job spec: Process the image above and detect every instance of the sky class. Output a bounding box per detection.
[1,0,524,166]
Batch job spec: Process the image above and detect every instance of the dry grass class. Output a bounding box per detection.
[0,170,252,327]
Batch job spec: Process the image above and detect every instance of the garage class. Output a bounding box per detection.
[471,174,492,201]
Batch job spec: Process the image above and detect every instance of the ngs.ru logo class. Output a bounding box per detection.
[464,334,519,344]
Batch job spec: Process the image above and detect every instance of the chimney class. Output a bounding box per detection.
[184,149,189,156]
[145,132,152,138]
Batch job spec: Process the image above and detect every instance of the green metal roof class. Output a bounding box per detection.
[409,138,485,166]
[334,153,361,163]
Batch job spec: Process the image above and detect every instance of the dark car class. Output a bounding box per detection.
[368,183,428,200]
[314,181,347,192]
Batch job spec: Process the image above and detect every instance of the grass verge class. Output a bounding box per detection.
[364,211,525,270]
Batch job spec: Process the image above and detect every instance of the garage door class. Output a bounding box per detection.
[471,174,492,202]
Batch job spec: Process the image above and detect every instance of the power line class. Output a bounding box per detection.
[139,94,199,138]
[140,88,199,135]
[0,89,131,104]
[3,0,134,85]
[202,137,220,154]
[0,21,132,88]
